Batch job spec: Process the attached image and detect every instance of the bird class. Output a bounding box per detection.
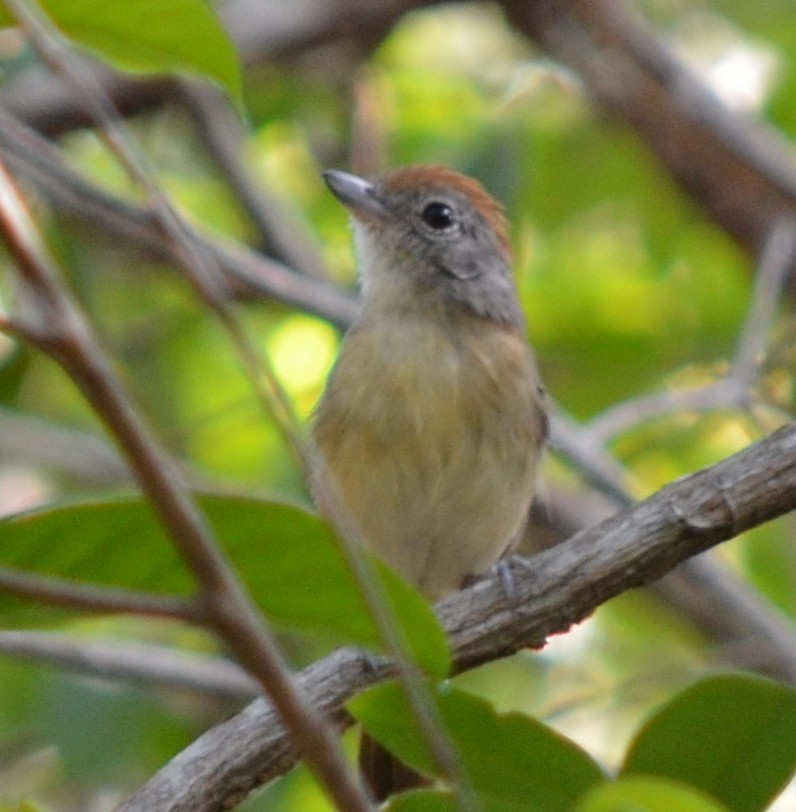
[311,164,547,800]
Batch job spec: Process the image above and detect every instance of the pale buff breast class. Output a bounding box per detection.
[311,312,546,602]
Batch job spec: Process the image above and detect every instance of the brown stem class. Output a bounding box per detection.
[0,566,199,621]
[0,155,372,812]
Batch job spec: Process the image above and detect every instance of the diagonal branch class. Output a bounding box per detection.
[0,566,199,621]
[0,631,259,701]
[6,0,796,269]
[0,154,372,812]
[119,422,796,812]
[180,80,330,278]
[6,0,309,477]
[0,0,417,135]
[504,0,796,257]
[0,108,359,328]
[585,218,796,443]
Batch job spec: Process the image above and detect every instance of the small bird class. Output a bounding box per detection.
[311,165,547,799]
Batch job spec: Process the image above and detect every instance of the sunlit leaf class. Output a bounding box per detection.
[349,682,604,809]
[385,787,542,812]
[623,673,796,812]
[0,0,241,102]
[0,495,450,677]
[574,776,731,812]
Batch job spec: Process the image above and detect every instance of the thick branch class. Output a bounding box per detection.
[504,0,796,257]
[120,423,796,812]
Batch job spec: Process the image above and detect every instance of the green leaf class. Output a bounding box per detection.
[623,673,796,812]
[349,682,604,809]
[385,790,460,812]
[385,787,543,812]
[0,0,241,102]
[574,776,731,812]
[0,494,450,677]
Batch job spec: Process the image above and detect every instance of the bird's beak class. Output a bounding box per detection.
[323,170,386,218]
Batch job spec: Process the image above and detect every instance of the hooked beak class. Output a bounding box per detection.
[323,170,386,218]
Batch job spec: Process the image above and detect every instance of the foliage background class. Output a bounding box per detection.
[0,0,794,809]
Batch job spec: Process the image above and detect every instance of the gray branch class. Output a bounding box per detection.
[119,423,796,812]
[0,632,259,701]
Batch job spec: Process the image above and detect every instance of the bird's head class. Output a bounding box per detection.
[324,165,524,327]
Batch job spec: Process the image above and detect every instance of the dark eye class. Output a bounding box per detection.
[421,201,455,230]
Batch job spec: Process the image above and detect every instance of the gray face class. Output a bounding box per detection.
[323,167,526,328]
[371,180,526,328]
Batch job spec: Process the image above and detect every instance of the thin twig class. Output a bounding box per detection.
[329,521,482,812]
[0,0,416,135]
[0,566,199,621]
[548,407,635,505]
[0,105,357,325]
[0,631,259,700]
[0,157,372,812]
[180,79,329,278]
[649,557,796,680]
[0,406,129,484]
[731,218,796,385]
[584,379,748,447]
[586,219,796,444]
[4,0,309,479]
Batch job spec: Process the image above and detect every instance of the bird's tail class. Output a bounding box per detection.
[359,731,430,802]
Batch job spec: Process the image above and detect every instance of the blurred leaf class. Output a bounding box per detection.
[0,495,450,677]
[0,0,241,102]
[623,673,796,812]
[349,682,604,809]
[0,345,31,404]
[385,787,541,812]
[385,791,459,812]
[574,776,731,812]
[0,804,49,812]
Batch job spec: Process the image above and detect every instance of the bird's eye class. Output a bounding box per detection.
[421,201,455,231]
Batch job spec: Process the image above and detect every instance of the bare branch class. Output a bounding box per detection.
[5,0,310,478]
[0,108,358,328]
[0,566,198,621]
[0,406,129,484]
[118,647,385,812]
[586,219,796,444]
[180,80,330,278]
[120,423,796,811]
[4,0,796,269]
[548,408,635,505]
[0,0,415,136]
[585,379,749,446]
[0,154,371,811]
[0,631,259,701]
[731,218,796,385]
[504,0,796,257]
[3,11,476,800]
[649,557,796,680]
[548,406,796,683]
